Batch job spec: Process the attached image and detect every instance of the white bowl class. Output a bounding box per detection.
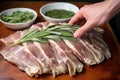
[40,2,79,23]
[0,8,37,30]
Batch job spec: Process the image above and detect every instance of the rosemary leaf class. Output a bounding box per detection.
[59,27,72,31]
[57,30,73,37]
[37,38,48,43]
[72,25,79,31]
[29,30,50,38]
[60,36,76,42]
[44,35,62,41]
[48,31,62,35]
[45,24,56,29]
[23,30,39,38]
[46,25,61,31]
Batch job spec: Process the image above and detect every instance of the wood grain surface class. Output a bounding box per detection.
[0,1,120,80]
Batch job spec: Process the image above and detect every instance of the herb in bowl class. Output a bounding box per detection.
[0,11,34,23]
[45,9,75,19]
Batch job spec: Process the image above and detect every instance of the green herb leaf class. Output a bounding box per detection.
[30,30,50,38]
[48,31,62,35]
[37,38,48,43]
[60,36,76,42]
[11,24,79,46]
[44,35,62,41]
[57,30,73,37]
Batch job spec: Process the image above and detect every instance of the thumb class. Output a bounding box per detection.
[74,21,93,38]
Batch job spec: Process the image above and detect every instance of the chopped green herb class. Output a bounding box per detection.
[45,9,75,19]
[0,11,34,23]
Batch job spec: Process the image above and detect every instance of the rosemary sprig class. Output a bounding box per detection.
[11,24,79,46]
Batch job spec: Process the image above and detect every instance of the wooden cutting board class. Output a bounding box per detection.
[0,1,120,80]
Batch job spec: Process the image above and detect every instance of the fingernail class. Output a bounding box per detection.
[74,32,78,38]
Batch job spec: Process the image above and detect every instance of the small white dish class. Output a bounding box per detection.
[0,8,37,30]
[40,2,79,23]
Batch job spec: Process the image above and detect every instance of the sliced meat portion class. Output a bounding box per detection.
[30,23,42,30]
[23,42,51,74]
[0,45,41,77]
[34,42,67,77]
[0,31,22,46]
[49,40,83,76]
[89,35,111,59]
[0,46,25,70]
[78,38,105,64]
[63,39,97,65]
[12,45,41,77]
[88,27,104,38]
[18,46,42,77]
[60,42,84,73]
[30,22,49,30]
[84,28,111,59]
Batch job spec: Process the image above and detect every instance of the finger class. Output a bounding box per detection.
[74,21,94,38]
[69,11,83,25]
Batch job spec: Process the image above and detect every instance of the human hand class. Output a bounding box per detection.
[69,0,120,38]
